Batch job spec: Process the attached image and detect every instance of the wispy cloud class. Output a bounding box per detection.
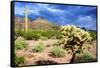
[75,16,96,30]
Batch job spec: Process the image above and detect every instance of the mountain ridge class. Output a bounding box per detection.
[15,16,60,30]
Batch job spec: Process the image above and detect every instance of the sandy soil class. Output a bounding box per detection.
[15,39,96,66]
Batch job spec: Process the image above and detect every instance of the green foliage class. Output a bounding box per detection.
[74,52,97,63]
[23,31,40,40]
[40,36,48,40]
[15,29,61,40]
[89,31,96,40]
[15,56,25,66]
[15,29,60,40]
[51,46,66,57]
[32,44,45,53]
[15,30,40,40]
[15,30,25,37]
[55,31,62,39]
[40,30,57,39]
[15,37,27,50]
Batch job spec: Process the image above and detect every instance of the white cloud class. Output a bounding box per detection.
[15,3,72,17]
[75,16,96,30]
[29,3,69,15]
[77,16,96,24]
[35,4,65,13]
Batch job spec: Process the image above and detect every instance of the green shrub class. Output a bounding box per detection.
[15,56,25,66]
[52,42,60,46]
[15,43,25,50]
[40,30,59,39]
[15,30,41,40]
[15,37,25,41]
[15,37,27,50]
[56,34,62,39]
[41,31,52,39]
[89,31,96,40]
[15,30,25,37]
[32,44,45,53]
[51,46,66,57]
[23,31,40,40]
[15,29,60,40]
[74,52,97,63]
[40,36,48,40]
[55,31,62,39]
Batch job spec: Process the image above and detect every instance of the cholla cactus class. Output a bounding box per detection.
[60,25,92,62]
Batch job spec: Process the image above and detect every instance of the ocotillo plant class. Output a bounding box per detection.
[59,25,92,63]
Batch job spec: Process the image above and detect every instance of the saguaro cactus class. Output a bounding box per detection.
[59,25,92,63]
[25,6,28,32]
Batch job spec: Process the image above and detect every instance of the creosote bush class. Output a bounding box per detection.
[15,56,25,66]
[51,46,66,57]
[32,43,45,53]
[59,25,92,62]
[15,37,28,50]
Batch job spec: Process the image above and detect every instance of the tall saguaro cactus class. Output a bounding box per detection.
[25,6,28,33]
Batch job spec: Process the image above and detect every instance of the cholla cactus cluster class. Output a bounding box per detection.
[59,25,92,53]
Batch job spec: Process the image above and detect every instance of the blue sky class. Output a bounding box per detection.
[14,2,97,30]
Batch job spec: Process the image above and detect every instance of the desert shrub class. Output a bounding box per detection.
[15,29,60,40]
[15,56,25,66]
[56,34,62,39]
[51,31,62,39]
[15,43,25,50]
[52,42,60,46]
[51,46,66,57]
[74,52,97,63]
[40,36,48,40]
[15,36,25,41]
[15,37,27,50]
[59,25,92,62]
[55,31,62,39]
[41,31,53,39]
[15,30,25,37]
[89,31,96,40]
[32,44,45,53]
[22,30,55,40]
[15,30,41,40]
[40,30,60,39]
[23,31,40,40]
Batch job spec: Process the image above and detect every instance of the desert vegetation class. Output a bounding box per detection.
[15,18,97,66]
[13,2,98,66]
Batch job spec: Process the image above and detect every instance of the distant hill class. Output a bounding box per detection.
[15,16,96,32]
[15,16,60,31]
